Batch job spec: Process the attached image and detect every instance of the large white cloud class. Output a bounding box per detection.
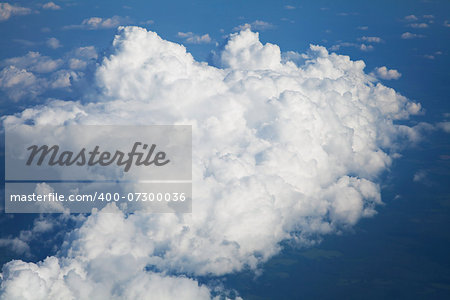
[1,27,423,299]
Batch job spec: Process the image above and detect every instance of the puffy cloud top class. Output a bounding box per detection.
[1,26,422,299]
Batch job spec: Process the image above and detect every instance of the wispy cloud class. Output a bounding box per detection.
[337,12,358,16]
[330,42,374,52]
[0,2,31,21]
[401,32,425,39]
[177,32,212,44]
[408,23,429,28]
[233,20,274,31]
[64,16,129,30]
[284,5,296,10]
[139,19,154,25]
[424,51,442,60]
[413,170,428,182]
[13,39,35,47]
[360,36,383,43]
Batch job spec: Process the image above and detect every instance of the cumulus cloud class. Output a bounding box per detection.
[357,26,368,30]
[42,2,61,10]
[46,37,62,49]
[0,238,30,255]
[0,2,31,21]
[401,32,425,39]
[372,66,402,80]
[177,32,212,44]
[0,27,423,299]
[404,15,418,21]
[64,16,128,30]
[233,20,274,31]
[284,5,295,10]
[0,48,95,101]
[2,51,63,73]
[0,66,44,101]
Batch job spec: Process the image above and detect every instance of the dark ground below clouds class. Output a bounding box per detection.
[223,129,450,300]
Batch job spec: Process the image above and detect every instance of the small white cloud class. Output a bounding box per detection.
[0,66,43,101]
[404,14,418,21]
[423,15,434,19]
[0,2,31,21]
[413,170,427,182]
[50,69,79,89]
[177,32,212,44]
[408,23,429,28]
[68,58,86,69]
[74,46,97,59]
[68,46,97,69]
[284,5,295,10]
[42,2,61,10]
[444,20,450,27]
[64,16,127,30]
[2,51,63,73]
[46,37,62,49]
[360,44,374,51]
[357,26,368,30]
[360,36,383,43]
[401,32,425,39]
[372,66,402,80]
[233,20,274,31]
[330,42,374,52]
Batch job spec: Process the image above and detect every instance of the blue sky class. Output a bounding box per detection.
[1,0,449,119]
[0,0,450,299]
